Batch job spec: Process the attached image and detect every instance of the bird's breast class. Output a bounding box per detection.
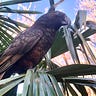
[16,30,56,72]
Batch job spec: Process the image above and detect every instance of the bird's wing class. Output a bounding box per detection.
[0,28,43,73]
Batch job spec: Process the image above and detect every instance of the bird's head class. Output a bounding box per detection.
[35,10,71,31]
[47,11,71,30]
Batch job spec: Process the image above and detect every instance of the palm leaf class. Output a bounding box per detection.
[0,7,42,14]
[22,70,64,96]
[0,75,24,96]
[0,0,41,6]
[65,78,96,87]
[66,83,78,96]
[51,28,96,58]
[0,15,29,28]
[47,64,96,79]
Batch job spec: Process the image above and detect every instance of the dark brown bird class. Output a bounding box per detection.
[0,8,71,79]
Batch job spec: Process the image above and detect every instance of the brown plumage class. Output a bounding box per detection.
[0,9,71,79]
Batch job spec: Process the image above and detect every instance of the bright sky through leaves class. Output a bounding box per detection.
[5,0,77,22]
[28,0,76,21]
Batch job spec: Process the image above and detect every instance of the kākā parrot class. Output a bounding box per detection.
[0,7,71,79]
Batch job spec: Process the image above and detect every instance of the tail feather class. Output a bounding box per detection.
[0,55,22,75]
[0,72,5,80]
[0,56,11,65]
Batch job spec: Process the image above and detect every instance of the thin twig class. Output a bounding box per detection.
[53,0,64,8]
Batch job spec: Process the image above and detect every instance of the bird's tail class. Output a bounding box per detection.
[0,56,12,73]
[0,56,12,79]
[0,72,5,79]
[0,54,22,79]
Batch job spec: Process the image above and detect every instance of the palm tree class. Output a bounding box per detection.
[0,0,96,96]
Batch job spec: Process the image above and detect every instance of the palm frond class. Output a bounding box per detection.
[0,0,41,6]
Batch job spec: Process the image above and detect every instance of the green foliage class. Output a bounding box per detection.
[0,0,42,54]
[0,0,41,6]
[0,0,96,96]
[0,7,42,14]
[0,75,24,96]
[0,66,96,96]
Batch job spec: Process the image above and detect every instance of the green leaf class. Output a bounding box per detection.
[39,72,56,96]
[0,19,20,32]
[66,78,96,87]
[22,70,64,96]
[74,10,87,29]
[62,26,80,64]
[0,75,24,96]
[14,20,29,28]
[66,83,78,96]
[38,72,48,96]
[0,0,41,6]
[0,15,29,28]
[47,64,96,79]
[0,78,24,96]
[48,74,64,96]
[22,70,32,96]
[0,75,24,86]
[0,23,17,35]
[51,29,96,57]
[51,30,67,57]
[0,29,11,43]
[74,84,88,96]
[0,7,42,14]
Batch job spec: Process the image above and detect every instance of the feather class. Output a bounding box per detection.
[0,10,71,79]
